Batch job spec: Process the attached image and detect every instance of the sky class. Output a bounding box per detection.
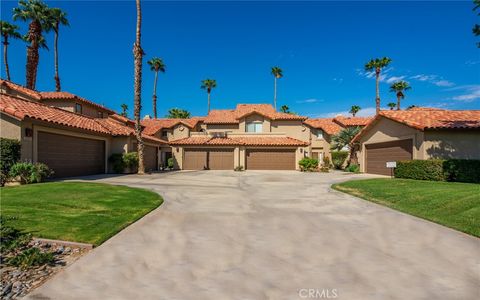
[1,0,479,118]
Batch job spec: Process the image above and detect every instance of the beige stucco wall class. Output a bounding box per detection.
[424,130,480,159]
[205,124,240,132]
[356,117,423,172]
[1,114,21,140]
[41,100,105,118]
[1,87,37,101]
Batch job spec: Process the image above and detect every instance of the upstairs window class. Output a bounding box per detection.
[97,111,104,118]
[246,122,263,133]
[75,103,82,114]
[317,129,324,139]
[161,130,168,137]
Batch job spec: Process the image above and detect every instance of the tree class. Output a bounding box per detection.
[1,21,22,81]
[120,103,128,117]
[349,105,361,117]
[166,108,191,119]
[13,0,51,89]
[407,105,417,110]
[474,0,480,47]
[331,126,362,165]
[45,7,68,92]
[201,79,217,113]
[271,66,283,110]
[133,0,145,174]
[389,80,411,110]
[364,57,392,114]
[280,105,290,113]
[147,57,166,119]
[387,102,396,110]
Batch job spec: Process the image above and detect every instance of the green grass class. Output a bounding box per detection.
[332,179,480,237]
[1,182,163,245]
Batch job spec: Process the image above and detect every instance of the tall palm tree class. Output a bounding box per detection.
[1,21,22,81]
[349,105,361,117]
[45,7,68,92]
[389,80,411,111]
[120,103,128,117]
[201,79,217,113]
[147,57,166,119]
[474,0,480,47]
[387,102,396,110]
[364,57,392,114]
[133,0,145,174]
[271,66,283,110]
[13,0,50,89]
[331,126,362,165]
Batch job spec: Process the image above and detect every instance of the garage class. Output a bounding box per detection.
[365,139,413,175]
[144,145,158,172]
[37,131,105,178]
[246,149,296,170]
[183,148,234,170]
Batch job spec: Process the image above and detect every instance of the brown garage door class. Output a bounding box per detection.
[246,149,296,170]
[183,148,234,170]
[144,145,158,172]
[208,149,234,170]
[37,131,105,178]
[366,139,413,175]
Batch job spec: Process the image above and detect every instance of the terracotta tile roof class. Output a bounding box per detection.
[203,104,306,124]
[352,108,480,143]
[39,91,115,114]
[170,136,308,146]
[304,118,343,135]
[0,79,41,100]
[141,117,203,135]
[333,116,373,127]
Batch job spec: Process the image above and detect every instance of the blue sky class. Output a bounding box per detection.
[2,1,479,118]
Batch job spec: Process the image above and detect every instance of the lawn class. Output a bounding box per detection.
[0,182,163,245]
[332,179,480,237]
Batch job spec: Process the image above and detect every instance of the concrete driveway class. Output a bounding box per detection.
[28,171,479,300]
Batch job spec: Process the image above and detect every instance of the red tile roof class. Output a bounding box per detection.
[304,118,343,135]
[39,91,115,114]
[141,117,204,135]
[170,136,308,146]
[203,104,306,124]
[333,116,372,127]
[352,108,480,143]
[0,79,41,100]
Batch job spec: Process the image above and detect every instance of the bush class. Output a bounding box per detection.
[443,159,480,183]
[299,157,319,172]
[167,157,174,169]
[9,162,53,184]
[123,152,139,169]
[0,138,21,185]
[234,166,244,171]
[7,248,54,269]
[109,152,139,173]
[394,160,445,181]
[0,217,31,254]
[331,151,349,169]
[345,164,360,173]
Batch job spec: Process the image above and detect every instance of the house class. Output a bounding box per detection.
[0,80,166,177]
[352,107,480,175]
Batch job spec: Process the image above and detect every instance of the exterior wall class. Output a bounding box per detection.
[111,136,130,154]
[171,124,190,140]
[205,124,240,132]
[271,120,310,141]
[1,114,22,140]
[356,117,423,172]
[0,87,37,101]
[309,129,332,162]
[41,100,106,118]
[424,130,480,159]
[239,114,271,133]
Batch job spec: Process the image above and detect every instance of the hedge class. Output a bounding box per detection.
[394,159,480,183]
[0,138,21,175]
[299,157,319,172]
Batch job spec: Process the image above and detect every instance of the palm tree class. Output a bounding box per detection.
[331,126,362,165]
[201,79,217,113]
[13,0,50,89]
[387,102,396,110]
[133,0,145,174]
[147,57,166,119]
[474,0,480,47]
[280,105,290,113]
[120,103,128,117]
[271,66,283,110]
[1,21,22,81]
[364,57,392,114]
[45,7,68,92]
[166,108,190,119]
[389,80,411,111]
[349,105,361,117]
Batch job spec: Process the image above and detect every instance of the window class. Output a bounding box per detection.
[97,111,103,118]
[75,103,82,114]
[246,122,263,133]
[161,130,168,137]
[317,129,324,139]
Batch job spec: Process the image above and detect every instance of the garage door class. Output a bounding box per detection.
[144,145,158,172]
[246,149,296,170]
[37,131,105,178]
[366,139,413,175]
[183,148,234,170]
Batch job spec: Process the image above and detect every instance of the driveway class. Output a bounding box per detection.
[28,171,479,300]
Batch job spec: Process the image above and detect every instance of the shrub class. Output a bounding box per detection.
[345,164,360,173]
[7,248,54,269]
[109,152,139,173]
[331,151,349,169]
[394,160,445,181]
[123,152,139,169]
[167,157,174,169]
[299,157,319,172]
[0,171,7,187]
[0,217,31,254]
[0,138,21,185]
[443,159,480,183]
[9,162,53,184]
[234,166,244,171]
[320,157,331,172]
